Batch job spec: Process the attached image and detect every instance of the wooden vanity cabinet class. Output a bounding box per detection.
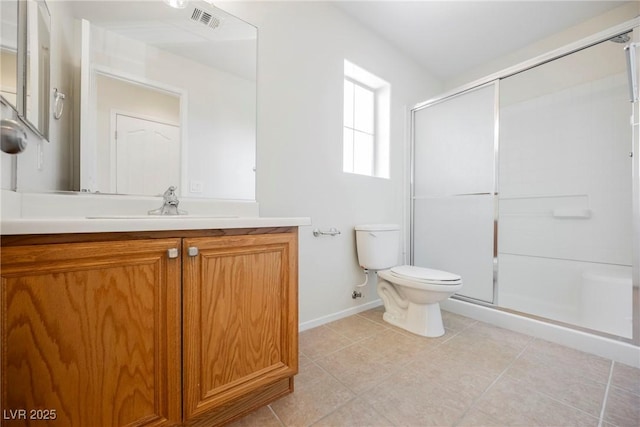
[182,232,298,424]
[0,238,183,427]
[1,228,299,427]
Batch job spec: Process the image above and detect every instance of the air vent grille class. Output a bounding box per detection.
[190,7,221,29]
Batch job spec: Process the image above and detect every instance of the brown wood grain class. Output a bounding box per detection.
[182,232,298,421]
[0,227,297,247]
[1,229,299,426]
[1,239,182,427]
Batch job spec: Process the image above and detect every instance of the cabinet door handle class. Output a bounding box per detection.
[188,247,199,257]
[167,248,179,259]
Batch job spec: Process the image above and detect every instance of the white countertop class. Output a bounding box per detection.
[0,190,310,235]
[1,216,312,235]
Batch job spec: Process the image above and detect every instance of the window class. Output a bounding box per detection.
[343,60,390,178]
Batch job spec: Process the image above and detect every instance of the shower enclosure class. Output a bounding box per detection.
[411,21,639,344]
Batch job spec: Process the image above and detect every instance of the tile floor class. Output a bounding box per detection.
[230,307,640,427]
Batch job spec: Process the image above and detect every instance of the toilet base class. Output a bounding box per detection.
[382,302,445,337]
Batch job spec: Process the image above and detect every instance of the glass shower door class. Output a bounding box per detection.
[498,38,633,338]
[412,83,497,303]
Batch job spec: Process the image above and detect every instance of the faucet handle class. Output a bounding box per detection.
[163,186,177,199]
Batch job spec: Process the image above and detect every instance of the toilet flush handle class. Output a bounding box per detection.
[369,232,377,237]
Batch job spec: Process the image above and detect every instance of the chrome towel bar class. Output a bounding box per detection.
[313,227,341,237]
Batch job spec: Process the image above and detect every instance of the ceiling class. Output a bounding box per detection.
[333,1,632,80]
[65,0,257,79]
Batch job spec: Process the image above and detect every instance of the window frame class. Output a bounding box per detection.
[343,76,377,176]
[342,60,390,179]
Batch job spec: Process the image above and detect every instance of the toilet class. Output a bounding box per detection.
[355,224,463,337]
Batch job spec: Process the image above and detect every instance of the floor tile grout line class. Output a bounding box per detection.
[498,338,609,422]
[512,339,616,421]
[598,360,615,427]
[306,394,399,427]
[300,326,466,426]
[267,404,286,427]
[290,311,631,427]
[451,334,535,427]
[310,346,404,396]
[305,319,454,363]
[302,332,381,362]
[303,395,360,427]
[299,355,404,427]
[302,317,475,395]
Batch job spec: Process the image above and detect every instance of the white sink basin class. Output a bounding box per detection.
[86,215,238,219]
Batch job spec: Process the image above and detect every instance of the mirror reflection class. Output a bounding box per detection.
[68,0,257,200]
[25,0,51,139]
[91,72,181,195]
[0,0,18,109]
[1,0,51,139]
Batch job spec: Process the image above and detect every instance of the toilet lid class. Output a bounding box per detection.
[389,265,461,283]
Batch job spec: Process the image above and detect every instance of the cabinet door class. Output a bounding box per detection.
[1,239,182,427]
[182,232,298,421]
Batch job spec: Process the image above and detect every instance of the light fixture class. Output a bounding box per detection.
[163,0,188,9]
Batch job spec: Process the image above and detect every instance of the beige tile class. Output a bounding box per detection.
[295,359,335,391]
[299,352,313,368]
[311,398,395,427]
[300,325,353,360]
[523,338,611,383]
[456,322,533,352]
[403,350,496,399]
[475,376,600,426]
[325,314,389,342]
[226,405,282,427]
[604,386,640,427]
[359,351,490,424]
[261,312,630,427]
[441,310,477,332]
[270,374,355,427]
[361,374,467,427]
[315,343,399,394]
[505,351,607,417]
[357,306,387,326]
[611,362,640,395]
[357,328,443,366]
[435,335,523,378]
[456,407,505,427]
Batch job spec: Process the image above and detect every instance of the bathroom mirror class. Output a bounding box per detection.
[69,0,256,199]
[24,0,51,140]
[0,0,50,140]
[0,0,19,110]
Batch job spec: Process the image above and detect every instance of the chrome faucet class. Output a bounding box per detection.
[148,186,188,215]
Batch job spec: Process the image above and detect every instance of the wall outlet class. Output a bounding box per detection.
[190,180,203,193]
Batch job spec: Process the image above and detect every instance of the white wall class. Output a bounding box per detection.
[221,1,441,324]
[3,0,75,192]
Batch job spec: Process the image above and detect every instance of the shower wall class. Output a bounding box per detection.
[412,33,636,340]
[498,42,632,337]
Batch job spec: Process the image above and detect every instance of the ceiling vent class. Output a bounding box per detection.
[190,7,222,30]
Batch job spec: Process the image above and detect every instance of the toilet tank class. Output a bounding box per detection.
[355,224,400,270]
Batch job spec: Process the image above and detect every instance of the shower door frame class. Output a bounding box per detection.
[409,17,640,346]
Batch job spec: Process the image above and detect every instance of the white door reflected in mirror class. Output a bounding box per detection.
[115,115,180,196]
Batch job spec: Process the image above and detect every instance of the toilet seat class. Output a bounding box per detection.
[388,265,462,286]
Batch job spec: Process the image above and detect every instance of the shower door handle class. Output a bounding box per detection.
[625,42,639,103]
[452,192,493,197]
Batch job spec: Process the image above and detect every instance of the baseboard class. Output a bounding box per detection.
[299,299,383,332]
[441,298,640,368]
